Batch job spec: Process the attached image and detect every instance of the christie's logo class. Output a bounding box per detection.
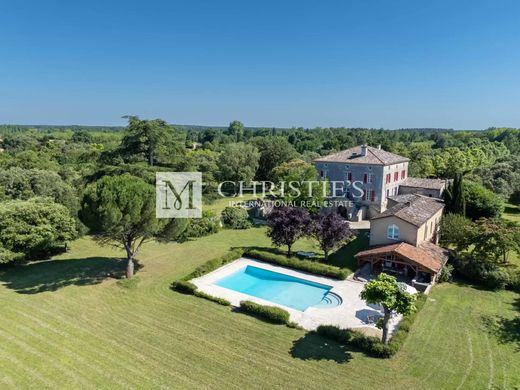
[156,172,202,218]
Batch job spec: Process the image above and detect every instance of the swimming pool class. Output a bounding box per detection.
[214,265,342,311]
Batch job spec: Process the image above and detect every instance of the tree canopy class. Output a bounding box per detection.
[81,174,187,278]
[360,273,416,344]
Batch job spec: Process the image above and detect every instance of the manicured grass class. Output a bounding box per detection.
[504,203,520,224]
[0,228,519,388]
[504,203,520,267]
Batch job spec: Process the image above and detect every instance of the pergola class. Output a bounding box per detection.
[355,242,446,282]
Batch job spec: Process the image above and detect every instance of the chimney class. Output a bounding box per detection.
[361,144,368,156]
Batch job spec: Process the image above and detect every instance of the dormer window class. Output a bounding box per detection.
[387,224,400,240]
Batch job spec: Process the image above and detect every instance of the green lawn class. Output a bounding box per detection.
[504,203,520,224]
[0,228,519,389]
[504,203,520,267]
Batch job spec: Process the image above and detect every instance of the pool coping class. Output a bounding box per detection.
[191,257,402,332]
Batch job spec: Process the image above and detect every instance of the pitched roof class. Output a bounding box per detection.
[400,177,447,190]
[371,195,444,227]
[314,145,409,166]
[355,241,449,273]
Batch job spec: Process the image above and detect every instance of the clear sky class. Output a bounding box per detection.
[1,0,519,129]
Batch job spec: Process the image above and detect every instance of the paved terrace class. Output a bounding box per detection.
[192,258,401,335]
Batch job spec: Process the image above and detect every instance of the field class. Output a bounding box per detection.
[0,227,519,389]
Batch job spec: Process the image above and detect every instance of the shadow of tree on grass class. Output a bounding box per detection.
[290,332,352,363]
[0,257,129,294]
[482,296,520,352]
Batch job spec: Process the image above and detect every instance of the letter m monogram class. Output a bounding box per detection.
[156,172,202,218]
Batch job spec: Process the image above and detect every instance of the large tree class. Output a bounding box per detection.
[217,143,260,191]
[360,273,416,344]
[252,136,298,181]
[266,207,311,256]
[310,213,354,261]
[226,120,245,142]
[119,116,184,166]
[81,174,187,278]
[0,199,77,263]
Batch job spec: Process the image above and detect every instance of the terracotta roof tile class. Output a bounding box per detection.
[355,242,449,273]
[314,145,409,166]
[371,196,444,227]
[401,177,447,190]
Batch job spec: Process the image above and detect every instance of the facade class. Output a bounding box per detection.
[314,145,409,218]
[314,144,447,219]
[355,194,448,290]
[369,195,444,246]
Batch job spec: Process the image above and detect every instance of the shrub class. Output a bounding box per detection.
[184,210,220,238]
[452,253,515,290]
[239,300,290,325]
[438,264,454,283]
[464,180,504,220]
[221,207,252,229]
[316,326,393,358]
[243,248,349,280]
[194,290,231,306]
[182,248,244,280]
[316,293,428,358]
[171,280,197,294]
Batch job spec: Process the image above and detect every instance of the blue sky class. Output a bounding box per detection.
[1,0,519,129]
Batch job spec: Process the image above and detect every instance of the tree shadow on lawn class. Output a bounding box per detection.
[482,296,520,352]
[0,257,131,294]
[290,332,352,363]
[328,230,370,271]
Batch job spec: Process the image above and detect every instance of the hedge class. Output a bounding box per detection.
[171,280,231,306]
[171,280,197,294]
[317,293,428,358]
[194,290,231,306]
[243,248,349,280]
[239,300,291,325]
[182,248,244,281]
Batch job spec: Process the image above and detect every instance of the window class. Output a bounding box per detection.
[386,189,390,197]
[387,224,400,240]
[386,173,391,184]
[368,173,373,183]
[370,190,375,201]
[346,172,352,181]
[363,173,368,183]
[320,170,324,177]
[394,172,399,182]
[401,170,406,179]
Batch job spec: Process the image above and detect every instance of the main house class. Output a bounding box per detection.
[314,144,446,220]
[315,145,449,290]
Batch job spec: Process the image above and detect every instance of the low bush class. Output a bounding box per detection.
[182,248,244,281]
[243,248,349,280]
[194,290,231,306]
[221,207,252,229]
[184,210,220,238]
[438,264,454,283]
[316,293,428,358]
[239,300,291,325]
[171,280,197,294]
[452,253,517,290]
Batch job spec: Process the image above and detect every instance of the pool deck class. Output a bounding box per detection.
[192,257,401,334]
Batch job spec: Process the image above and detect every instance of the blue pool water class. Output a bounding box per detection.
[214,265,341,311]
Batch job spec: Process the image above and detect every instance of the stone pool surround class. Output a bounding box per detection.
[192,257,401,333]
